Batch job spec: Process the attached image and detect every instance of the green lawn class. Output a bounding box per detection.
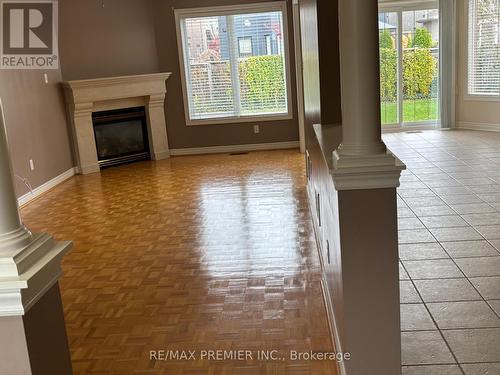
[381,98,439,124]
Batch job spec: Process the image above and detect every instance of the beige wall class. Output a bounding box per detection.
[0,69,74,197]
[3,0,300,199]
[152,0,299,150]
[456,0,500,128]
[59,0,159,80]
[2,0,161,199]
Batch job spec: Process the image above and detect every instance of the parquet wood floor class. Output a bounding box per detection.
[20,150,339,375]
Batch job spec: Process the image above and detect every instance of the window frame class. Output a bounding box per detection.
[378,1,441,127]
[174,1,293,126]
[238,36,253,57]
[265,34,273,55]
[465,0,500,100]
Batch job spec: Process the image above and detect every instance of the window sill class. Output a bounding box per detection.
[463,94,500,102]
[186,113,293,126]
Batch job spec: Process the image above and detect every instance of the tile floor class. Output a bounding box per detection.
[384,130,500,375]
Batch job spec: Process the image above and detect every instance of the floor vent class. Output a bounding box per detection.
[229,152,249,156]
[405,131,423,134]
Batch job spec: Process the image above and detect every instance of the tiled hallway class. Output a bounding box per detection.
[385,130,500,375]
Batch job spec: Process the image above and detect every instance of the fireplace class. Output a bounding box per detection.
[63,73,171,174]
[92,107,150,168]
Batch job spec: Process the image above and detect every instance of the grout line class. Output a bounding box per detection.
[402,275,500,281]
[401,299,484,304]
[399,261,465,374]
[401,327,500,332]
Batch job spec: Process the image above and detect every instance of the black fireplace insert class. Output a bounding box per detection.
[92,107,150,168]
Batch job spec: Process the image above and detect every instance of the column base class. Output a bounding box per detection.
[336,188,401,375]
[336,141,387,157]
[0,233,72,316]
[332,149,406,190]
[0,282,73,375]
[0,226,32,251]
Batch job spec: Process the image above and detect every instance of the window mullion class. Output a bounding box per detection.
[182,20,195,119]
[397,10,403,126]
[227,15,242,117]
[497,0,500,96]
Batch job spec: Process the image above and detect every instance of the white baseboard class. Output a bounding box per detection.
[320,279,346,375]
[18,167,77,207]
[456,121,500,132]
[382,124,439,133]
[169,141,300,156]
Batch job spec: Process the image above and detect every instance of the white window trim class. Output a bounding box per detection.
[378,0,438,13]
[174,1,293,126]
[464,0,500,101]
[238,36,253,56]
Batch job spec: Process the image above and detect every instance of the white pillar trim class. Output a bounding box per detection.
[333,0,404,188]
[337,0,387,157]
[0,99,31,245]
[439,0,457,129]
[0,100,72,317]
[331,157,406,190]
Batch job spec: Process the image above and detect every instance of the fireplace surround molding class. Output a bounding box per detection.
[63,73,172,174]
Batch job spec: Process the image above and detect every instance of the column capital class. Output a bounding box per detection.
[148,93,166,109]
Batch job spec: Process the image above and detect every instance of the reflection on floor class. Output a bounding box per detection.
[385,130,500,375]
[20,150,338,375]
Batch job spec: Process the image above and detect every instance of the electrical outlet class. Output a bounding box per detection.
[44,73,48,84]
[29,159,35,171]
[253,125,260,134]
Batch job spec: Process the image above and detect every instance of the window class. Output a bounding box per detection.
[265,35,272,55]
[238,37,253,56]
[205,30,214,43]
[378,7,440,126]
[468,0,500,96]
[175,2,291,124]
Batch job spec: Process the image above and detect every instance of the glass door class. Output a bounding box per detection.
[379,5,440,127]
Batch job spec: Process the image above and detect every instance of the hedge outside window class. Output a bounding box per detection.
[175,3,292,125]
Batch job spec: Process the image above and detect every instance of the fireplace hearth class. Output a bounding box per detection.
[92,107,150,168]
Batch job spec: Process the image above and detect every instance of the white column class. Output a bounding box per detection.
[0,101,31,249]
[0,98,73,373]
[336,0,387,158]
[0,100,71,315]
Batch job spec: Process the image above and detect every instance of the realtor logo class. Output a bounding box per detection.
[1,1,58,69]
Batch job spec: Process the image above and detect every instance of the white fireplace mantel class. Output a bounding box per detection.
[63,73,172,174]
